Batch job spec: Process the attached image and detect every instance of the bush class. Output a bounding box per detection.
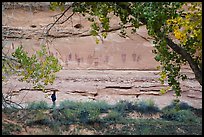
[86,101,110,113]
[2,123,22,135]
[59,100,108,124]
[63,109,77,121]
[161,109,200,123]
[162,101,193,111]
[81,101,110,113]
[25,109,52,126]
[26,101,49,110]
[85,109,101,123]
[135,99,160,114]
[178,102,193,110]
[103,110,122,122]
[59,100,81,110]
[113,100,135,114]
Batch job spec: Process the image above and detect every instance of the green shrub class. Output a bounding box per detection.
[83,101,110,113]
[78,109,90,124]
[162,101,193,111]
[104,110,122,122]
[26,101,50,110]
[113,100,135,114]
[135,99,160,114]
[86,109,101,123]
[161,109,200,123]
[59,100,107,124]
[77,102,103,124]
[63,109,77,120]
[191,108,202,118]
[2,123,22,135]
[64,108,99,124]
[26,109,51,126]
[178,102,193,110]
[59,100,81,110]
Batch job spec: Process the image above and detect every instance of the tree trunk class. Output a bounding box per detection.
[116,2,202,86]
[165,37,202,86]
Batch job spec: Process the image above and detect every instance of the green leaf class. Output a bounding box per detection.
[160,88,166,94]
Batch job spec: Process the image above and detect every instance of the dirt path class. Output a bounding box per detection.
[2,69,202,109]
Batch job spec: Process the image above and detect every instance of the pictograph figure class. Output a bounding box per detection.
[68,53,72,61]
[77,58,81,66]
[132,53,136,62]
[121,53,126,63]
[105,55,109,63]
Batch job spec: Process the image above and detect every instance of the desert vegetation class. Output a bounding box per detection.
[2,99,202,135]
[2,2,202,135]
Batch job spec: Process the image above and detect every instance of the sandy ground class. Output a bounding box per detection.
[2,70,202,109]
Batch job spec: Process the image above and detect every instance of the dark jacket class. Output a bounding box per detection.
[51,93,56,102]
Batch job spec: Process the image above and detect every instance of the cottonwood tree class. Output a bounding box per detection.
[2,44,62,108]
[49,2,202,96]
[2,3,62,108]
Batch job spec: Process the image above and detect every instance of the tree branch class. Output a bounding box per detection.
[58,12,75,25]
[2,93,24,109]
[115,2,202,86]
[46,3,75,35]
[165,37,202,85]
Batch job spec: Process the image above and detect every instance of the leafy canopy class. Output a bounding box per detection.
[65,2,201,96]
[2,45,62,91]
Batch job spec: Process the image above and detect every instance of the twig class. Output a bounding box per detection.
[58,12,75,25]
[2,51,18,63]
[46,3,74,35]
[2,93,24,109]
[50,12,63,18]
[19,90,29,104]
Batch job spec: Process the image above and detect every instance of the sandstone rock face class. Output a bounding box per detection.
[2,5,159,70]
[2,70,202,109]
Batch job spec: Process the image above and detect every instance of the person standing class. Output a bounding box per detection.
[51,91,56,107]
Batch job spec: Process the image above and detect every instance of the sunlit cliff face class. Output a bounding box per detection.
[2,3,160,70]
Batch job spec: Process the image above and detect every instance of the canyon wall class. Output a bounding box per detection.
[2,3,161,70]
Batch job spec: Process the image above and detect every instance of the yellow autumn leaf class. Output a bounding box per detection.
[95,37,100,44]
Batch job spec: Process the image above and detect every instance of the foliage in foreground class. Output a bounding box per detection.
[2,123,22,135]
[26,101,50,110]
[2,100,202,135]
[2,45,62,90]
[12,45,62,90]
